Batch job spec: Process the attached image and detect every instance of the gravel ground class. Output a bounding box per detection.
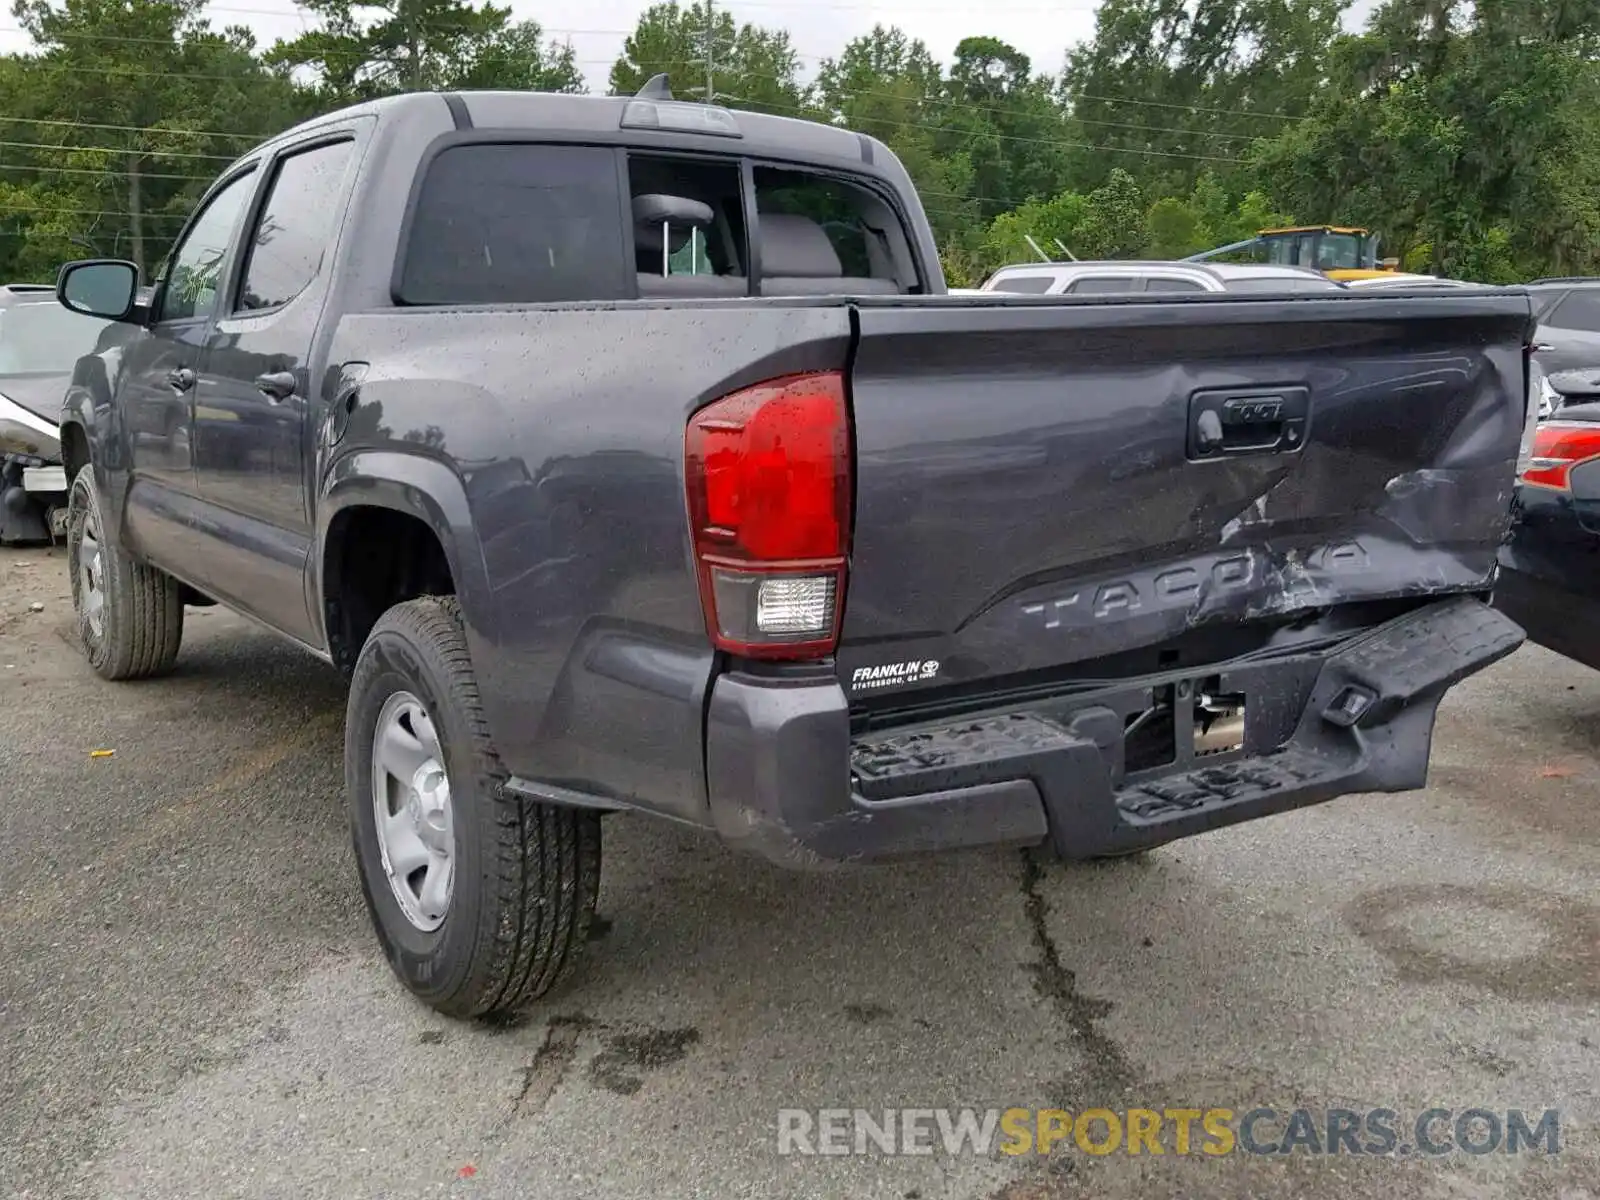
[1,541,1597,1200]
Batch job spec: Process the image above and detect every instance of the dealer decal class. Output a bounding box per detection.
[850,659,941,691]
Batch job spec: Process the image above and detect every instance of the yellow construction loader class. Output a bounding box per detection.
[1186,226,1399,282]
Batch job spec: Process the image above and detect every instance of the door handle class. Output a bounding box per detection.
[255,371,298,403]
[1188,387,1311,460]
[167,367,196,393]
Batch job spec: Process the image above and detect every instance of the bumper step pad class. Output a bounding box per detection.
[1117,749,1325,822]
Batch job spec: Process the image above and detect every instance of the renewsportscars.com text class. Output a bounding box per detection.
[776,1107,1562,1158]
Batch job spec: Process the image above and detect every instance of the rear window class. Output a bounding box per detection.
[988,274,1055,294]
[752,166,914,294]
[398,144,630,305]
[1065,276,1142,294]
[1223,276,1340,293]
[1546,289,1600,333]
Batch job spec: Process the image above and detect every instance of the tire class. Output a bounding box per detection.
[346,596,601,1018]
[66,465,183,681]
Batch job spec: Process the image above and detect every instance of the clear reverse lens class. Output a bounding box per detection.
[756,575,835,636]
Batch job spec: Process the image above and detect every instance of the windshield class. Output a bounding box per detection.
[1314,234,1366,270]
[1265,231,1370,271]
[0,301,112,374]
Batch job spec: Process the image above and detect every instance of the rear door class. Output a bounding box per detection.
[1535,287,1600,375]
[838,292,1532,708]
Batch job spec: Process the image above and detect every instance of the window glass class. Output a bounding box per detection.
[1548,290,1600,333]
[1314,235,1363,270]
[1223,276,1340,293]
[398,144,630,305]
[238,141,354,312]
[988,275,1055,294]
[1144,277,1207,293]
[0,303,109,373]
[1528,288,1568,321]
[752,165,911,290]
[627,155,744,280]
[1065,276,1141,294]
[158,169,257,323]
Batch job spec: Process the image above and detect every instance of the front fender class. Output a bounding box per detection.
[59,367,131,541]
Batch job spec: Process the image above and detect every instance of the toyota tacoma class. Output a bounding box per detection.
[50,82,1536,1016]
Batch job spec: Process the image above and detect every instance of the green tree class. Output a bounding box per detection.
[6,0,303,276]
[1062,0,1347,195]
[1145,195,1203,257]
[934,37,1074,221]
[978,191,1089,268]
[1076,167,1148,258]
[609,1,801,115]
[1253,0,1600,277]
[810,26,976,244]
[269,0,582,104]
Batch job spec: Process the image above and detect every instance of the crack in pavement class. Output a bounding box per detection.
[1018,850,1135,1099]
[509,1015,592,1119]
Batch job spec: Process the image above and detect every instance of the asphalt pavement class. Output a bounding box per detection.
[2,541,1598,1200]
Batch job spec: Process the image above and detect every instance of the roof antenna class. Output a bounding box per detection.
[636,73,673,100]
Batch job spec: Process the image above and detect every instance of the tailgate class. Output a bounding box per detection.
[838,292,1533,709]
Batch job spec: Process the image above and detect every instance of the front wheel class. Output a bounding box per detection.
[346,596,601,1018]
[66,465,183,680]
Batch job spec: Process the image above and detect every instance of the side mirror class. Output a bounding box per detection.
[56,259,140,322]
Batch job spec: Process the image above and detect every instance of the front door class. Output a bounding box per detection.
[118,166,260,577]
[192,137,357,647]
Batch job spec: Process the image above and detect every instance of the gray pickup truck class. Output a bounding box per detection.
[52,82,1535,1017]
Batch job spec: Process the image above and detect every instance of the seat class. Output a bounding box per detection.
[632,193,746,298]
[757,213,902,296]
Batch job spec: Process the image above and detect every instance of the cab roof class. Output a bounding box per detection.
[248,87,887,177]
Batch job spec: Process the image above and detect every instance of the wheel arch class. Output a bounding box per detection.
[316,450,493,674]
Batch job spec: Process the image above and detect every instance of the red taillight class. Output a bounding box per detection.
[685,371,851,659]
[1521,422,1600,490]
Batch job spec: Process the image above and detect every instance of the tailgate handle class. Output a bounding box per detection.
[1188,387,1309,460]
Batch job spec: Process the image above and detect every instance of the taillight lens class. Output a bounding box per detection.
[1521,421,1600,490]
[685,371,851,659]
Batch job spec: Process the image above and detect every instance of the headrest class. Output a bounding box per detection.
[633,194,714,228]
[758,213,841,278]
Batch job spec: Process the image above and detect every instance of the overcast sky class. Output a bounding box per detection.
[0,0,1109,86]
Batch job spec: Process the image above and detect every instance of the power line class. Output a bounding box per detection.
[0,87,1249,167]
[0,204,188,220]
[720,92,1247,162]
[0,115,262,143]
[0,163,214,181]
[0,138,238,160]
[0,23,1314,125]
[0,22,646,47]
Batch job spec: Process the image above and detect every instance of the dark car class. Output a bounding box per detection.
[1495,403,1600,667]
[1526,278,1600,393]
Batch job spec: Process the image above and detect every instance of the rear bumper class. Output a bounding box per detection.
[703,598,1524,868]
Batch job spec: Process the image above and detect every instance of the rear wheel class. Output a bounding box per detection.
[346,596,601,1018]
[66,465,183,680]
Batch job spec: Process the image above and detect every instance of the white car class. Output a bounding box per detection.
[977,260,1341,296]
[1341,273,1480,289]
